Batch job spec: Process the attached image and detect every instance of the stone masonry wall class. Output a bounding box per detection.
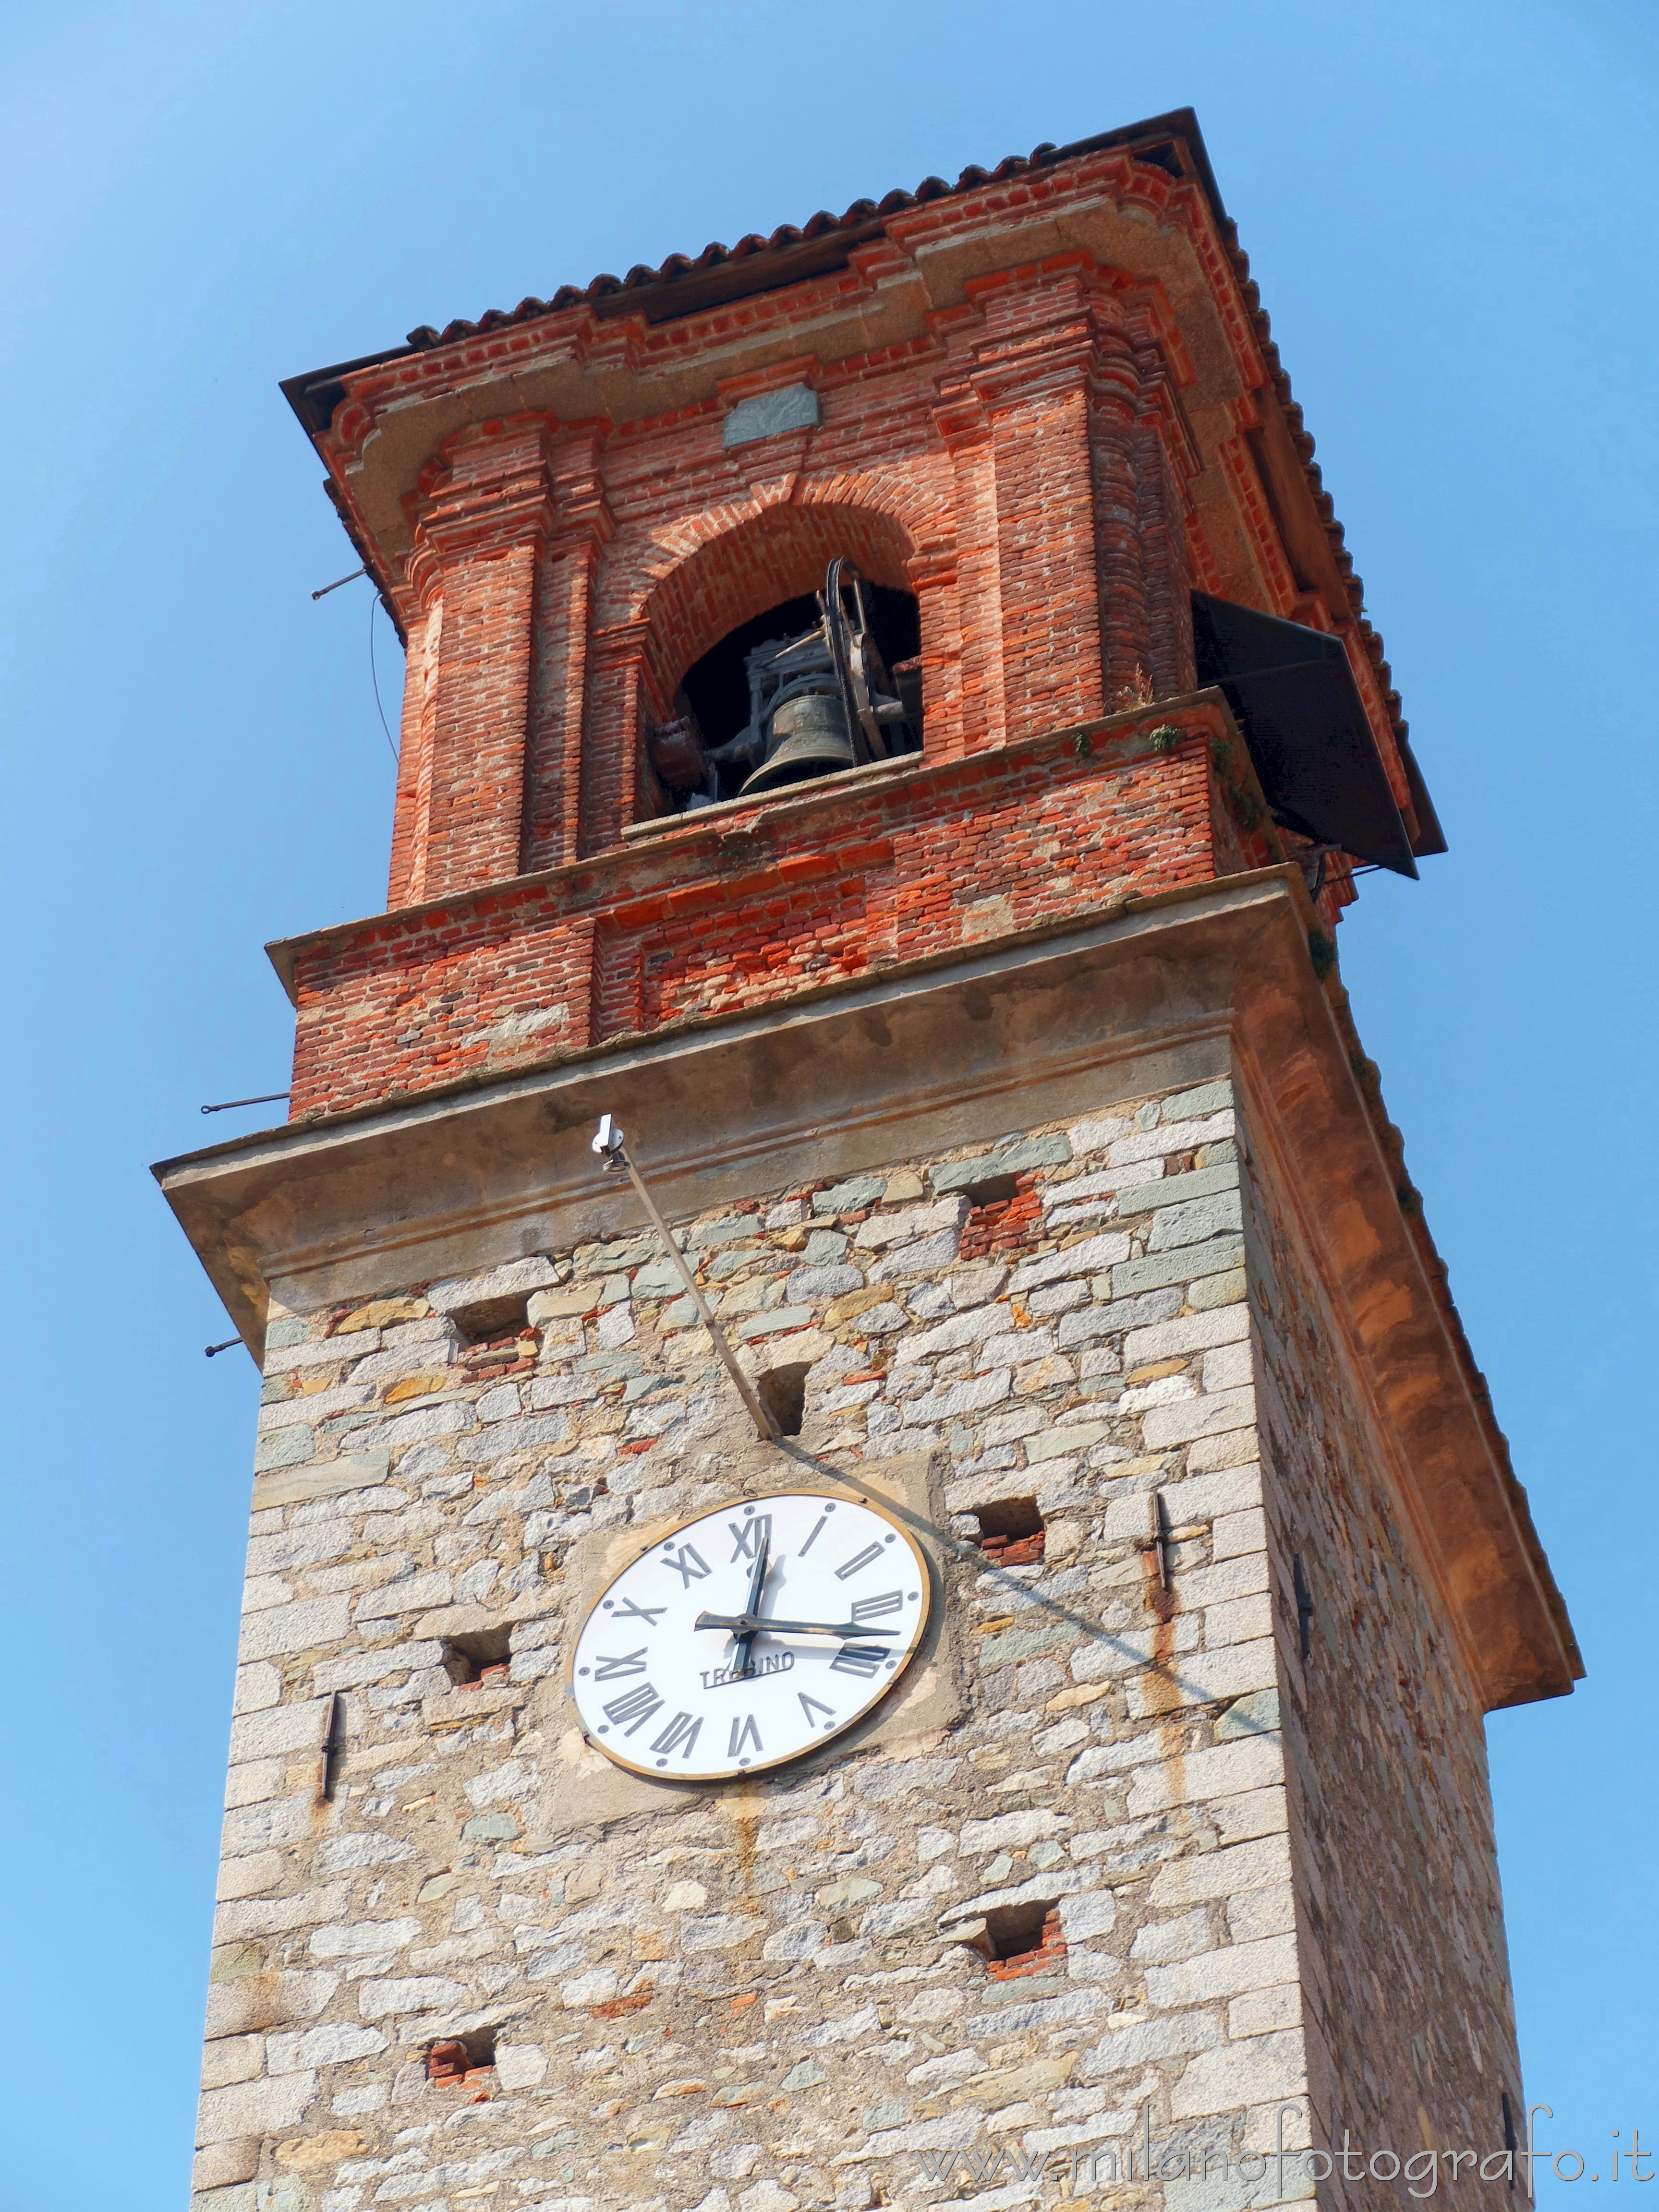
[199,1071,1328,2210]
[1240,1137,1525,2192]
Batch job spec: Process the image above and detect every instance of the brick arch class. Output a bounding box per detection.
[633,500,920,701]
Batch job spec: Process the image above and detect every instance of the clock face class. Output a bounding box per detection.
[569,1490,931,1781]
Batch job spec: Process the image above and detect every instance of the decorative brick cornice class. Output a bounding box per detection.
[411,417,560,565]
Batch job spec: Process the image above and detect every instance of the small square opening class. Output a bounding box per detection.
[426,2027,496,2086]
[973,1497,1045,1566]
[958,1170,1041,1262]
[449,1293,532,1343]
[755,1361,811,1437]
[441,1627,512,1688]
[961,1172,1021,1208]
[981,1899,1064,1978]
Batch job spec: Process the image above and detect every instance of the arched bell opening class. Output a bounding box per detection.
[646,564,923,815]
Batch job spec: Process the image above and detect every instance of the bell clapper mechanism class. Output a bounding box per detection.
[591,1117,779,1441]
[644,558,922,813]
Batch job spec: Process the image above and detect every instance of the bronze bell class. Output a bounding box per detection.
[739,689,855,796]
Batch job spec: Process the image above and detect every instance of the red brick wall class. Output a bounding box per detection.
[287,707,1266,1120]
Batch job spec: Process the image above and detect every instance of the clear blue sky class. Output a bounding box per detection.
[0,3,1652,2203]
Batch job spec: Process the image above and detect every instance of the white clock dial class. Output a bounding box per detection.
[569,1490,931,1780]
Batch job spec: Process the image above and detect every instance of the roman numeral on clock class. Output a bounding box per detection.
[650,1712,703,1758]
[661,1542,711,1588]
[727,1714,763,1759]
[603,1683,666,1735]
[611,1598,666,1626]
[851,1590,903,1623]
[799,1693,836,1726]
[591,1647,649,1680]
[835,1541,886,1581]
[727,1515,772,1563]
[828,1644,887,1679]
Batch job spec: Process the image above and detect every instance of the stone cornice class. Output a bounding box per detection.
[153,868,1579,1714]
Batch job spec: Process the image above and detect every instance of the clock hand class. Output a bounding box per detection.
[694,1610,897,1640]
[730,1531,771,1678]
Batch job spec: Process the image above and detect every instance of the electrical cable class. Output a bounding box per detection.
[369,595,399,766]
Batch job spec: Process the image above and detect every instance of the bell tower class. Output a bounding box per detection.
[159,109,1577,2212]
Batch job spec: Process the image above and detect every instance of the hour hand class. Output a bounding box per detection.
[694,1611,897,1640]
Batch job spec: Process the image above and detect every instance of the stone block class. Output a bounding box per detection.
[785,1264,863,1301]
[724,382,820,445]
[1113,1163,1240,1217]
[1148,1191,1245,1250]
[192,2143,258,2192]
[358,1974,468,2019]
[254,1426,314,1473]
[1215,1688,1283,1742]
[201,2034,265,2090]
[197,2070,318,2144]
[251,1452,392,1511]
[811,1174,887,1214]
[1127,1639,1277,1713]
[959,1808,1069,1853]
[224,1757,284,1811]
[1189,1267,1247,1311]
[1178,1553,1270,1608]
[1186,1424,1260,1474]
[1084,2006,1223,2077]
[233,1663,281,1715]
[1028,1421,1110,1461]
[353,1570,453,1622]
[1111,1239,1244,1298]
[214,1883,351,1942]
[429,1257,558,1312]
[1148,1836,1291,1909]
[222,1793,312,1856]
[238,1595,350,1663]
[1201,1339,1253,1391]
[1160,1080,1234,1121]
[1143,1932,1299,2009]
[1213,1786,1290,1847]
[1009,1233,1129,1294]
[1126,1732,1284,1815]
[895,1304,1000,1362]
[856,1198,967,1249]
[258,1385,373,1431]
[1122,1304,1249,1366]
[1228,1982,1303,2038]
[458,1415,568,1464]
[267,2021,388,2071]
[1141,1386,1256,1449]
[1212,1506,1268,1560]
[1108,1111,1234,1166]
[266,1333,380,1373]
[1167,2027,1305,2117]
[1204,1594,1275,1648]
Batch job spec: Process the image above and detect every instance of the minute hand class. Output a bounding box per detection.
[694,1610,896,1640]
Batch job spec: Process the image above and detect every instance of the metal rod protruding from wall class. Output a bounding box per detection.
[312,566,367,601]
[201,1093,291,1115]
[593,1116,779,1441]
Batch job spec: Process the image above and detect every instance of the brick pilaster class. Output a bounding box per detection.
[404,419,558,897]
